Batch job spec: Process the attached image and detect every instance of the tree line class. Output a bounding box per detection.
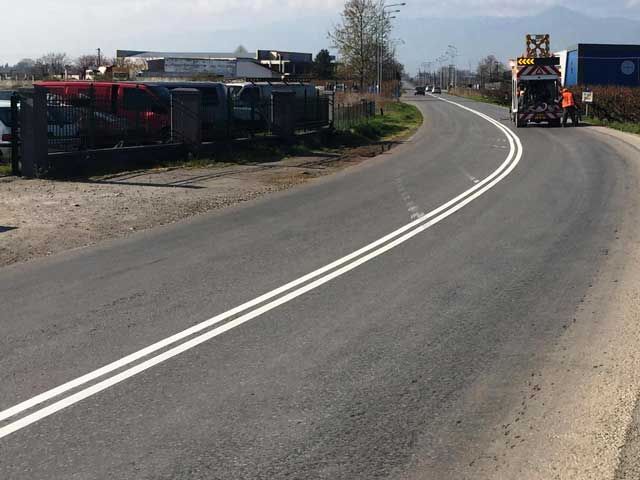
[0,52,116,79]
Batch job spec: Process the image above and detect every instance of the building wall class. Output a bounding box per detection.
[164,58,237,77]
[566,50,579,86]
[236,60,278,78]
[578,44,640,86]
[556,50,568,86]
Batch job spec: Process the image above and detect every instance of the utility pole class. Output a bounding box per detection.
[97,48,101,67]
[379,2,405,95]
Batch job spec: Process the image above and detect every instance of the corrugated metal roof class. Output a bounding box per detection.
[117,50,254,60]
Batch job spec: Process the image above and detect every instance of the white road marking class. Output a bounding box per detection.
[0,96,524,440]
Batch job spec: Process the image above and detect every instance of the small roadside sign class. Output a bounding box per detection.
[582,91,594,103]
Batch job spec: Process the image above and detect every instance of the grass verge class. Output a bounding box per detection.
[348,102,423,142]
[585,117,640,135]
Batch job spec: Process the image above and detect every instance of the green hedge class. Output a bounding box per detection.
[568,86,640,123]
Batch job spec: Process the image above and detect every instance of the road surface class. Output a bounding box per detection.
[1,94,640,479]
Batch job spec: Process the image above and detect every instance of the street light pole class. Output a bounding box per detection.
[379,2,405,95]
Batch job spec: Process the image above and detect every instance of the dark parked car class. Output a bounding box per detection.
[414,86,426,95]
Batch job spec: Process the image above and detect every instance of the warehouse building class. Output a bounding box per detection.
[557,44,640,87]
[257,50,314,76]
[116,50,278,79]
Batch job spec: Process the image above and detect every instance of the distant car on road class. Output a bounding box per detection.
[0,100,13,161]
[433,86,442,94]
[414,86,426,95]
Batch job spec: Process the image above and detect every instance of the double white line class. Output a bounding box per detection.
[0,97,523,440]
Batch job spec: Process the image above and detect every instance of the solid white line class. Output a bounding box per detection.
[0,97,523,440]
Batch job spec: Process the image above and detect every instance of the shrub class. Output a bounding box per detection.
[569,86,640,123]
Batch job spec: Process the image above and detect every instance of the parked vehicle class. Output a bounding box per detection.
[37,81,170,140]
[0,100,12,160]
[226,81,319,123]
[143,82,230,140]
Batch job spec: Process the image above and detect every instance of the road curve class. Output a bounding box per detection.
[1,94,640,479]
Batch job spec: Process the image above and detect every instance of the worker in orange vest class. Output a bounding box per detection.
[561,88,578,127]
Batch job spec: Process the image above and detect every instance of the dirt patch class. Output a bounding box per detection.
[0,142,396,267]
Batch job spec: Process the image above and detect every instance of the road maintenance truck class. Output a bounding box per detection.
[510,34,562,128]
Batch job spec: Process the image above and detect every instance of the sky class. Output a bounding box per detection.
[1,0,639,65]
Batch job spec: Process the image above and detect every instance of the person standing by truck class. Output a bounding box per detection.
[561,88,578,127]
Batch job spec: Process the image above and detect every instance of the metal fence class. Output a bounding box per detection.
[38,85,333,153]
[333,100,376,130]
[8,84,369,177]
[45,85,172,152]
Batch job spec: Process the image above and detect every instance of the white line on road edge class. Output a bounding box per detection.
[0,97,524,440]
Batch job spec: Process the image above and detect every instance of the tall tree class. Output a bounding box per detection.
[329,0,385,90]
[313,49,334,79]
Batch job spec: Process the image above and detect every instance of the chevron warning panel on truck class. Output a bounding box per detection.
[511,34,563,128]
[517,57,560,66]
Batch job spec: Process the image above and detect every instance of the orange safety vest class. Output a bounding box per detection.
[562,91,575,108]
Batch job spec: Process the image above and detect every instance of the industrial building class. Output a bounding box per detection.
[256,50,314,76]
[556,44,640,87]
[116,50,278,79]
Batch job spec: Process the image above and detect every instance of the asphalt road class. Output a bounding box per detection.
[1,94,640,479]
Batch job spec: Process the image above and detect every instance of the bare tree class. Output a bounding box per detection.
[37,52,69,76]
[329,0,385,90]
[477,55,505,86]
[76,55,99,79]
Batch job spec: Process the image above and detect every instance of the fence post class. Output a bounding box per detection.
[88,84,96,150]
[170,88,202,155]
[330,93,335,129]
[10,93,20,176]
[20,87,48,178]
[226,91,233,139]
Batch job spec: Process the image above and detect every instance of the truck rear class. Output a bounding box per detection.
[511,34,563,128]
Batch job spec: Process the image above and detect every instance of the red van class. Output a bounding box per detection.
[36,81,171,145]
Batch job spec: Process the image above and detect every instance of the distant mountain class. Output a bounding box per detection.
[395,7,640,73]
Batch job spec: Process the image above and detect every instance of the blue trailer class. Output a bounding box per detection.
[562,44,640,87]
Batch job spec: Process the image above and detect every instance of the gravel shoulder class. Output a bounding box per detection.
[0,143,394,267]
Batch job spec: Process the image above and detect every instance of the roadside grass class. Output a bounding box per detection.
[0,163,10,176]
[449,89,510,107]
[456,94,509,107]
[584,117,640,135]
[349,102,422,142]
